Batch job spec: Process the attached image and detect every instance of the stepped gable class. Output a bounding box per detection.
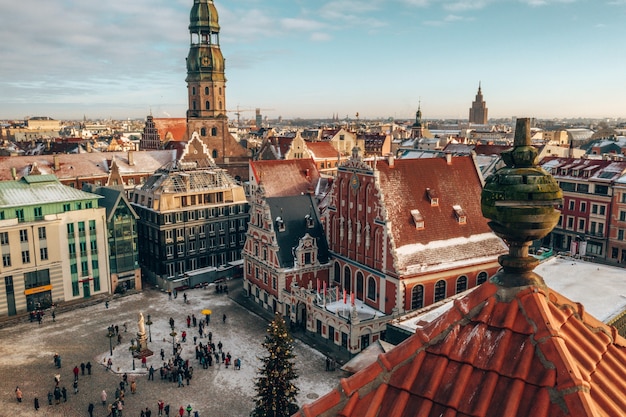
[295,118,626,417]
[250,159,319,197]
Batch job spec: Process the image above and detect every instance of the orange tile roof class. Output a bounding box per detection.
[153,118,187,142]
[250,158,320,197]
[307,141,340,159]
[297,281,626,416]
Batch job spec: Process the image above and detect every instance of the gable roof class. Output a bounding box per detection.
[306,141,340,159]
[298,281,626,417]
[375,156,506,273]
[83,184,139,221]
[0,150,177,181]
[267,194,329,268]
[250,159,320,197]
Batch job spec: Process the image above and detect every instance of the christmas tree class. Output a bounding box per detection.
[251,313,299,417]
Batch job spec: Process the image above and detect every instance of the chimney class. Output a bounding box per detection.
[387,153,395,168]
[53,155,59,171]
[128,150,134,166]
[11,167,16,180]
[445,153,452,164]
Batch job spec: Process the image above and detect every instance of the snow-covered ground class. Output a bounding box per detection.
[0,284,343,417]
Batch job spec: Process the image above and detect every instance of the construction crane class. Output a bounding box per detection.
[226,105,275,128]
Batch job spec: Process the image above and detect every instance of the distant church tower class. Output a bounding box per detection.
[410,102,426,139]
[185,0,250,180]
[469,82,488,125]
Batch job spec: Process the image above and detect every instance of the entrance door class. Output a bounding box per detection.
[83,282,91,298]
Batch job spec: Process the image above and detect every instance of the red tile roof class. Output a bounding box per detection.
[297,281,626,416]
[250,158,320,197]
[153,118,187,142]
[307,141,340,159]
[375,156,505,272]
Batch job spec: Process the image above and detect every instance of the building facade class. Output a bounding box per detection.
[317,149,505,354]
[84,185,142,293]
[131,134,249,290]
[540,157,626,260]
[0,175,110,316]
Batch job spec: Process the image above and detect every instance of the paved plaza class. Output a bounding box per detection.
[0,281,343,416]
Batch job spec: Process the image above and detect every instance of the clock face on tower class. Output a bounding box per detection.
[201,56,209,67]
[350,173,360,194]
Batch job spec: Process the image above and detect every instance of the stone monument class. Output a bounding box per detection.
[134,312,153,359]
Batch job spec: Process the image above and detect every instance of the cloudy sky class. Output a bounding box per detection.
[1,0,626,121]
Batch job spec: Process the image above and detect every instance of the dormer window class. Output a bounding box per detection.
[305,214,314,228]
[410,209,425,230]
[453,205,467,224]
[426,188,439,206]
[275,217,285,232]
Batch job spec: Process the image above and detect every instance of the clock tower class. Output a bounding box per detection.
[185,0,250,180]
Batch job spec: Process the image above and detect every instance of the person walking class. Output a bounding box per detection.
[130,379,137,394]
[86,361,92,375]
[34,397,39,411]
[73,379,79,394]
[88,402,95,417]
[73,365,80,381]
[61,386,67,402]
[149,365,155,380]
[164,403,170,417]
[186,404,192,417]
[15,386,22,403]
[222,313,226,323]
[101,389,107,406]
[80,362,86,375]
[157,400,164,416]
[178,406,184,417]
[51,310,56,322]
[47,391,53,405]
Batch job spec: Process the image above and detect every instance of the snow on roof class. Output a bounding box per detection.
[536,256,626,323]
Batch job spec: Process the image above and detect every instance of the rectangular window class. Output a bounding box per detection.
[69,243,76,255]
[63,203,70,212]
[568,200,575,210]
[67,223,74,235]
[78,222,85,236]
[38,227,46,240]
[2,254,11,267]
[599,205,606,215]
[19,229,28,242]
[594,185,609,195]
[81,260,89,275]
[578,219,585,231]
[620,211,626,222]
[576,183,589,193]
[15,209,24,222]
[580,202,586,213]
[40,247,48,261]
[89,220,96,232]
[34,207,42,219]
[619,229,625,241]
[21,250,30,264]
[0,232,8,245]
[567,217,574,229]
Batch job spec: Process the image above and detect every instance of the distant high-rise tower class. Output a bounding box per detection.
[469,82,488,125]
[185,0,250,180]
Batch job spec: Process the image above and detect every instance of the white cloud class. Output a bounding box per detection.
[310,32,332,42]
[280,17,325,31]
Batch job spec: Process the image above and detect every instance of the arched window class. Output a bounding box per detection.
[205,86,209,95]
[192,87,196,95]
[192,101,197,110]
[456,276,468,294]
[356,272,364,300]
[212,149,218,159]
[477,271,488,285]
[211,127,217,136]
[434,280,447,302]
[205,101,210,110]
[200,128,206,136]
[411,285,424,310]
[367,276,376,300]
[333,262,341,283]
[219,100,222,110]
[344,266,351,293]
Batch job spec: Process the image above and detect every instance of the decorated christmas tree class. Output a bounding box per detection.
[251,313,299,417]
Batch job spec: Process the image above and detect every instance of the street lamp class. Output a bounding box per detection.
[146,314,153,342]
[170,330,177,356]
[106,326,115,356]
[130,339,136,371]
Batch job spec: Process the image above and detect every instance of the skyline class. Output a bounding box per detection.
[1,0,626,121]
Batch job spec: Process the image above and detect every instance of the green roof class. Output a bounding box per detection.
[0,175,101,209]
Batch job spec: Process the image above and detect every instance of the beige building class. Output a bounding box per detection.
[0,175,110,316]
